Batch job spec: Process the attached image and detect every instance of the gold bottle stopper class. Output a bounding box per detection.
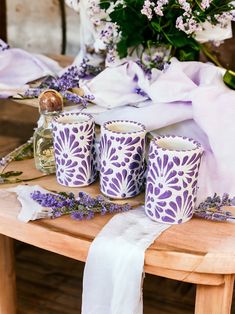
[38,89,63,113]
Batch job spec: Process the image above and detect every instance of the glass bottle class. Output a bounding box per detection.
[34,89,63,174]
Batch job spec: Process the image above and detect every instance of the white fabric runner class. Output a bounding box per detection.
[82,206,171,314]
[0,185,170,313]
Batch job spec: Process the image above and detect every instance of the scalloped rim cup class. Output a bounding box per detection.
[103,120,146,134]
[152,135,202,152]
[145,135,204,225]
[54,112,94,125]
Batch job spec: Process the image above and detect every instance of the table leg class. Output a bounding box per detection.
[0,235,17,314]
[195,274,234,314]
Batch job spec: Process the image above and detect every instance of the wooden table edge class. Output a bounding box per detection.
[0,214,234,287]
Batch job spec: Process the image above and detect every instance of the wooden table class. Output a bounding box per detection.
[0,159,235,314]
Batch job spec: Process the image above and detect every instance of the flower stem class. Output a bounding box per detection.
[200,44,224,68]
[0,175,48,185]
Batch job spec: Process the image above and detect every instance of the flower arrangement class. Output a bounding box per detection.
[90,0,234,66]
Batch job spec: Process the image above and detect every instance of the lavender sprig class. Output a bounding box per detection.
[194,193,235,222]
[72,58,103,79]
[58,66,80,91]
[60,91,95,106]
[31,190,131,220]
[24,88,42,98]
[24,63,96,107]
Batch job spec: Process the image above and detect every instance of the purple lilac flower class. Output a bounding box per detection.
[30,190,131,221]
[100,23,119,44]
[141,0,171,19]
[154,0,169,16]
[88,0,103,26]
[176,15,202,35]
[178,0,191,14]
[141,0,154,19]
[214,11,235,27]
[201,0,212,10]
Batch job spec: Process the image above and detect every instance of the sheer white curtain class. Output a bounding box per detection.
[65,0,106,67]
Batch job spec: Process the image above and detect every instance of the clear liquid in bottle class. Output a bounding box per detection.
[34,127,56,174]
[33,89,63,174]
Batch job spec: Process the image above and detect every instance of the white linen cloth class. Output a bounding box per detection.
[2,185,53,222]
[0,46,61,98]
[81,58,235,204]
[82,206,170,314]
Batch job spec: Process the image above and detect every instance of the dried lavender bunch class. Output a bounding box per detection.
[31,190,131,220]
[24,64,95,107]
[194,193,235,222]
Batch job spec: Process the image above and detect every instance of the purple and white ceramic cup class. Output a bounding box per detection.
[52,112,97,187]
[99,120,146,199]
[145,135,203,224]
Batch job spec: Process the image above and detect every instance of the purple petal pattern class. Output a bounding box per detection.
[53,113,97,187]
[100,120,146,199]
[145,135,203,224]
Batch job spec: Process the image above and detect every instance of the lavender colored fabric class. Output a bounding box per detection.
[0,42,61,98]
[83,58,235,203]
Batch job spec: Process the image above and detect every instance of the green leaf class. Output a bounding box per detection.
[1,171,23,178]
[14,142,34,161]
[117,39,128,58]
[176,48,199,61]
[100,0,112,10]
[168,33,200,50]
[151,22,161,32]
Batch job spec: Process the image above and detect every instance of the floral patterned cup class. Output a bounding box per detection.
[52,112,97,187]
[145,135,203,224]
[99,120,146,199]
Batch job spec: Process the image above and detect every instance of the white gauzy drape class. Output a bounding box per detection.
[65,0,106,67]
